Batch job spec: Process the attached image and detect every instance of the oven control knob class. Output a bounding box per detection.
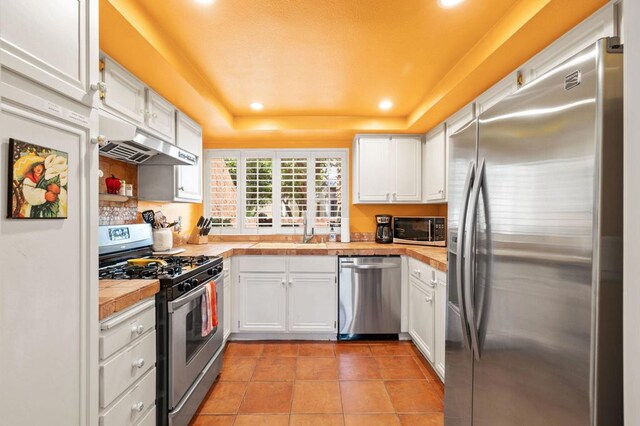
[190,278,199,287]
[208,268,215,276]
[215,265,223,274]
[183,282,192,292]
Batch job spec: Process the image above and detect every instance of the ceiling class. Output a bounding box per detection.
[102,0,607,141]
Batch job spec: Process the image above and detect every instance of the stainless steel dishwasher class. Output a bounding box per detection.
[338,256,402,340]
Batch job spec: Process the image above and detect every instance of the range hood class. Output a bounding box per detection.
[98,109,196,166]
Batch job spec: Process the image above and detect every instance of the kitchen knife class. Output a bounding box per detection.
[200,218,210,236]
[204,217,213,236]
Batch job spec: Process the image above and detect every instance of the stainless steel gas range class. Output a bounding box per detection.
[99,224,224,426]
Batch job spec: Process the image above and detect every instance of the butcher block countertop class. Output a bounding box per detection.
[178,242,448,273]
[99,279,160,321]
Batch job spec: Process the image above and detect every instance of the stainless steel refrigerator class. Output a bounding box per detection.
[445,38,623,426]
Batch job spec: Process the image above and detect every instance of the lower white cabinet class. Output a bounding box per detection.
[434,270,447,379]
[238,274,288,332]
[288,274,337,332]
[409,276,436,362]
[235,256,338,334]
[99,298,157,425]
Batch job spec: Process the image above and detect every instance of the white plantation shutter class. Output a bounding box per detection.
[205,149,347,234]
[244,156,273,229]
[314,156,343,229]
[207,156,239,228]
[279,157,308,227]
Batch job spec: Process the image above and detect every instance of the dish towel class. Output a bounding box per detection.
[201,281,218,337]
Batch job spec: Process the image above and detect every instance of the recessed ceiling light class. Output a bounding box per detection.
[379,99,393,111]
[250,102,264,111]
[438,0,464,8]
[195,0,215,4]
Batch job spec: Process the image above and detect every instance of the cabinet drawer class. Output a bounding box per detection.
[289,256,336,274]
[237,256,286,273]
[408,257,436,287]
[100,367,156,426]
[100,330,156,408]
[100,300,156,361]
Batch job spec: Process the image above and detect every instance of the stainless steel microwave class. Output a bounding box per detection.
[393,216,446,246]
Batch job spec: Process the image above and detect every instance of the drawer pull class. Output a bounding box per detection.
[132,402,145,413]
[429,280,437,288]
[133,358,145,369]
[425,296,433,303]
[132,325,145,335]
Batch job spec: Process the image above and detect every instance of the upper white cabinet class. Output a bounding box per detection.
[175,112,203,202]
[354,136,421,204]
[102,57,146,124]
[145,89,176,143]
[0,0,99,107]
[423,124,447,202]
[101,56,177,143]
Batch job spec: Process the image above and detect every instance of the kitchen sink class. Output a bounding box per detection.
[251,242,327,249]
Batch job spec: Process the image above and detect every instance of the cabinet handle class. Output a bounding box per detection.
[133,358,145,369]
[438,189,444,194]
[131,324,145,335]
[288,280,292,286]
[281,279,286,286]
[393,193,397,200]
[429,280,437,288]
[178,186,185,191]
[386,193,390,201]
[91,135,106,147]
[132,402,145,413]
[90,81,107,93]
[425,296,433,303]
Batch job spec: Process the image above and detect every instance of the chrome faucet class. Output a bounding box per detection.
[303,212,314,243]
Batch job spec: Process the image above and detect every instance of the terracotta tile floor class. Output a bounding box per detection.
[191,341,444,425]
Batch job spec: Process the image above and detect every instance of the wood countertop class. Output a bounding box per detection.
[177,242,448,273]
[99,279,160,321]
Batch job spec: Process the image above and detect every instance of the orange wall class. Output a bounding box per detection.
[206,139,447,233]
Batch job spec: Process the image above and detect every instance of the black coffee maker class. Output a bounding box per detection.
[375,215,393,244]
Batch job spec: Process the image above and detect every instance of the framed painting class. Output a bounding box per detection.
[7,139,68,219]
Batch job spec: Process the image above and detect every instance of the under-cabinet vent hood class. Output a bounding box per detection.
[98,109,196,166]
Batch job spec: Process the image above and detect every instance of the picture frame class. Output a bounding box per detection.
[7,138,69,219]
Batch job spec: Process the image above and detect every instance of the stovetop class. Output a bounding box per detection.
[99,255,221,282]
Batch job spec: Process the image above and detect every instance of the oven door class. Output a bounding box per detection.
[167,275,224,410]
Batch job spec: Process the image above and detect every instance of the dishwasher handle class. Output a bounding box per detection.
[340,263,400,270]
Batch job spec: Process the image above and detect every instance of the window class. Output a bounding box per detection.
[205,149,348,234]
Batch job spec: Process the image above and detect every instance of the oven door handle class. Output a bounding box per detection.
[168,281,213,313]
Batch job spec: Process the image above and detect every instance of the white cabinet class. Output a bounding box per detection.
[288,274,337,332]
[145,89,176,142]
[102,56,146,124]
[434,270,447,380]
[354,136,422,203]
[393,137,423,202]
[355,137,390,202]
[0,0,99,106]
[223,259,231,341]
[235,256,338,335]
[175,112,203,202]
[423,124,447,202]
[238,274,288,332]
[409,276,435,362]
[99,299,157,426]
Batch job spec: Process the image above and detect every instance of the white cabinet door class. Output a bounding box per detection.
[392,137,422,202]
[288,274,337,332]
[409,276,435,362]
[434,271,447,380]
[102,57,146,125]
[238,274,287,332]
[424,125,446,202]
[145,89,175,142]
[356,137,391,202]
[0,0,98,106]
[175,112,203,202]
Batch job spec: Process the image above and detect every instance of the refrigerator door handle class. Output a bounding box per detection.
[456,160,475,351]
[464,158,485,361]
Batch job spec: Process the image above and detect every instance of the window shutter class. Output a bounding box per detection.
[208,156,239,228]
[244,157,273,228]
[314,157,343,228]
[280,157,308,227]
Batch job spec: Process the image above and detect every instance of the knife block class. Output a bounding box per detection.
[187,226,209,245]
